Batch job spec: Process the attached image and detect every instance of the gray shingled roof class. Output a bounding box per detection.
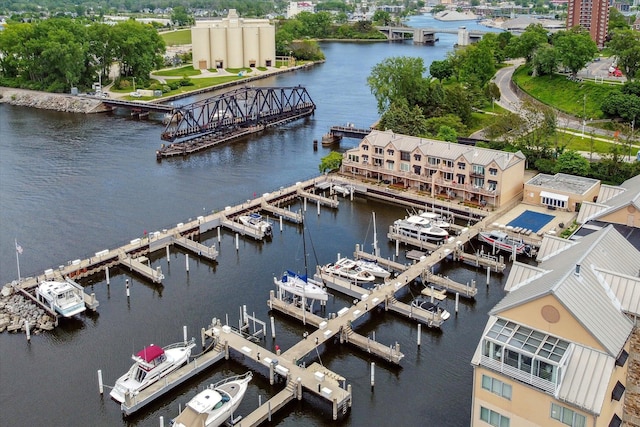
[490,226,635,357]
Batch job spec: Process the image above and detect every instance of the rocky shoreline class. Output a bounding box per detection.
[0,285,56,335]
[0,87,106,113]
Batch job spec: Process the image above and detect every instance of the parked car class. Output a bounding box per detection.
[130,91,141,98]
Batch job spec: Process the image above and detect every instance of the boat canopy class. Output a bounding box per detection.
[188,389,224,413]
[136,344,164,362]
[249,213,261,219]
[284,270,307,282]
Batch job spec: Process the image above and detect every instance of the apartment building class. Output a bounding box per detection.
[566,0,609,48]
[341,130,526,209]
[470,226,639,427]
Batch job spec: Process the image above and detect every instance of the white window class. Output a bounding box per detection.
[550,403,586,427]
[400,163,410,172]
[481,375,512,400]
[480,407,510,427]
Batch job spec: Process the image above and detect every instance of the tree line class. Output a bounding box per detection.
[0,18,165,92]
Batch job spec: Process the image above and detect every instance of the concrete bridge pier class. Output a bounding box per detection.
[458,26,470,47]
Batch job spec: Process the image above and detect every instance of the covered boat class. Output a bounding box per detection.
[321,257,376,282]
[173,371,252,427]
[110,338,196,403]
[478,230,531,256]
[36,280,86,317]
[274,270,328,302]
[411,297,451,321]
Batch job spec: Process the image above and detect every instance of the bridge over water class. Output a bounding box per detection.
[376,26,488,45]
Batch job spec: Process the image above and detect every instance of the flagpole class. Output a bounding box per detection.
[15,238,21,282]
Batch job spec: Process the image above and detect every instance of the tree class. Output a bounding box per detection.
[457,43,496,87]
[601,92,640,123]
[367,56,428,114]
[607,29,640,80]
[484,82,501,108]
[506,24,549,63]
[609,8,631,32]
[532,44,559,77]
[429,59,453,82]
[372,10,391,26]
[378,99,429,136]
[436,125,458,142]
[553,27,597,78]
[171,6,194,27]
[111,20,165,85]
[554,150,590,175]
[319,151,343,173]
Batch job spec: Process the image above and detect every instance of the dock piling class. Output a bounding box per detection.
[126,279,130,298]
[25,320,30,342]
[165,246,170,263]
[98,369,103,394]
[417,324,421,347]
[183,325,188,343]
[235,233,239,251]
[486,266,490,285]
[159,416,164,427]
[455,292,460,313]
[106,266,110,284]
[317,199,320,216]
[200,327,206,348]
[279,216,283,232]
[270,316,276,339]
[370,362,375,389]
[185,253,189,273]
[217,226,221,243]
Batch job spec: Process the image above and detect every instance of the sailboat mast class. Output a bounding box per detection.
[372,212,379,257]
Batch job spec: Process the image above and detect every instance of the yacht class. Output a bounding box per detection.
[354,259,391,279]
[110,338,196,403]
[172,371,252,427]
[418,211,451,229]
[36,280,86,318]
[393,215,449,242]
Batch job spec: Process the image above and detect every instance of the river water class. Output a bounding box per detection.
[0,15,504,427]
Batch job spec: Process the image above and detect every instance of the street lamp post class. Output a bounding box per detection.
[133,77,136,92]
[581,94,586,138]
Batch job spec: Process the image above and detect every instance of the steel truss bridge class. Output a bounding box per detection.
[160,86,316,143]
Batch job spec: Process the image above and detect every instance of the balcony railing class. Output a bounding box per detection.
[480,355,557,394]
[432,178,497,197]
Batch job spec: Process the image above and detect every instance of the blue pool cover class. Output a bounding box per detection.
[507,210,555,233]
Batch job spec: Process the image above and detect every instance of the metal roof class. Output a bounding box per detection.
[535,234,576,262]
[556,345,614,415]
[503,262,548,292]
[355,129,525,170]
[490,226,635,357]
[597,269,640,317]
[597,184,626,204]
[576,202,610,224]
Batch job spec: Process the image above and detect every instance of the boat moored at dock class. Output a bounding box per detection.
[354,258,391,279]
[35,280,86,318]
[237,213,273,237]
[477,230,531,256]
[172,371,253,427]
[392,215,449,243]
[274,270,329,302]
[110,338,196,403]
[411,296,451,321]
[321,257,376,282]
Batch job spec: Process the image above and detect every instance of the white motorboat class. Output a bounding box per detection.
[478,230,531,256]
[321,257,376,282]
[332,184,353,197]
[411,297,451,321]
[393,215,449,242]
[172,371,252,427]
[238,213,272,237]
[274,270,328,302]
[418,211,451,229]
[355,259,391,279]
[36,280,86,317]
[110,338,196,403]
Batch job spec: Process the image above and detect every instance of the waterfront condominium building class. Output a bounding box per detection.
[566,0,609,48]
[191,9,275,70]
[341,129,526,209]
[470,225,640,427]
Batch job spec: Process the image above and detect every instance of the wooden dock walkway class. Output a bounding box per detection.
[260,200,303,224]
[173,236,219,259]
[220,217,267,240]
[297,188,339,208]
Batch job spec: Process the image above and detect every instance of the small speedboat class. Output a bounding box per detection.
[411,297,451,320]
[322,257,376,282]
[238,213,272,237]
[355,259,391,279]
[274,270,328,301]
[173,371,252,427]
[332,184,353,197]
[110,339,196,403]
[36,280,86,317]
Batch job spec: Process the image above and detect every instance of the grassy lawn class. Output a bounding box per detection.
[153,66,202,77]
[512,66,621,119]
[160,29,191,45]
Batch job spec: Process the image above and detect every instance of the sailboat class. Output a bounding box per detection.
[274,209,328,303]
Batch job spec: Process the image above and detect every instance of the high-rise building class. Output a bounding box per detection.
[566,0,609,48]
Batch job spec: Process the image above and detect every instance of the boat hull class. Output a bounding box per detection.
[274,273,328,301]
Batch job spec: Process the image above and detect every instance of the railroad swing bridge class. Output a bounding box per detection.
[157,86,315,159]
